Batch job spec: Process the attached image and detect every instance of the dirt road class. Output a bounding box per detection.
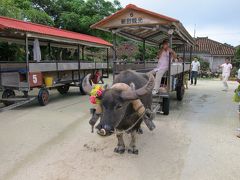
[0,79,240,180]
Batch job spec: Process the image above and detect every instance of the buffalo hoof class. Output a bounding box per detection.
[128,148,139,155]
[114,146,125,154]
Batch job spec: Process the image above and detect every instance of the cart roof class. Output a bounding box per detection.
[0,16,112,48]
[91,4,195,46]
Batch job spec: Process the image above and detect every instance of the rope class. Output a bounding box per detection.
[125,111,145,133]
[113,103,145,134]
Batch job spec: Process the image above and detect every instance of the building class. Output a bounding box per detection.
[176,37,236,72]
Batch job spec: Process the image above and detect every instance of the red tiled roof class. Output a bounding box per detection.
[0,16,112,47]
[91,4,179,29]
[176,37,235,56]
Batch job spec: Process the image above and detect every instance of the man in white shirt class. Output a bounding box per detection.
[191,57,201,85]
[219,58,232,91]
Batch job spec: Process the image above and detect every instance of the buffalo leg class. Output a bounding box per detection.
[128,131,138,155]
[114,132,125,154]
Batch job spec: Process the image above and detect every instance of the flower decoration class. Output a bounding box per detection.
[89,84,104,104]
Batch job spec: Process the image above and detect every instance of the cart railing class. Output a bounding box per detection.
[0,61,108,72]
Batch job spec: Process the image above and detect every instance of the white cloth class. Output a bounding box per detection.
[220,63,232,76]
[153,68,168,91]
[191,61,200,72]
[33,38,41,62]
[222,74,229,89]
[154,50,170,71]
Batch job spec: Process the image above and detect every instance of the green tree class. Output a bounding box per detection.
[233,47,240,68]
[135,43,158,61]
[0,0,23,19]
[0,0,122,40]
[198,59,210,71]
[0,0,54,25]
[0,0,122,62]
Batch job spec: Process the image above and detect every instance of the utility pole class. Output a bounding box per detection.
[194,24,196,38]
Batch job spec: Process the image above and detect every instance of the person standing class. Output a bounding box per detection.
[191,57,200,85]
[219,58,232,91]
[152,40,177,95]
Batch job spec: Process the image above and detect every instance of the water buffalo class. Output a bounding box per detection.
[83,70,154,154]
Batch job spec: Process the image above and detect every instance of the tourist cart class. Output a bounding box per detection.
[0,16,112,109]
[91,4,194,115]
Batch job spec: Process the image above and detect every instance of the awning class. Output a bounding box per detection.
[91,4,195,46]
[0,16,112,48]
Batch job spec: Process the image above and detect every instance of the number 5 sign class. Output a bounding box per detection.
[33,74,38,84]
[29,72,43,87]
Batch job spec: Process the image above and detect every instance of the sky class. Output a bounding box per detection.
[111,0,240,46]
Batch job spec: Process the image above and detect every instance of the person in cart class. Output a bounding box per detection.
[92,70,104,84]
[152,40,177,95]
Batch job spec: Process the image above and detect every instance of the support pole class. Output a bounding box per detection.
[142,39,146,68]
[82,46,85,76]
[82,46,85,60]
[182,43,186,82]
[106,48,109,78]
[112,32,117,80]
[48,42,51,60]
[168,34,173,92]
[25,34,30,90]
[190,45,193,62]
[56,52,60,82]
[189,45,193,79]
[78,44,81,83]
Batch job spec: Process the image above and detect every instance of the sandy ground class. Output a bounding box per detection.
[0,79,240,180]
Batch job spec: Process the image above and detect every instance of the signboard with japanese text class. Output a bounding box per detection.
[100,9,169,29]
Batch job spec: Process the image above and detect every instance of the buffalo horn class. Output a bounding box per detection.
[82,74,92,95]
[121,73,155,100]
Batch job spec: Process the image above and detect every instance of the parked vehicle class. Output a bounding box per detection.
[0,16,111,109]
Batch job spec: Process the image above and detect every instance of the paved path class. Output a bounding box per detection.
[0,80,240,180]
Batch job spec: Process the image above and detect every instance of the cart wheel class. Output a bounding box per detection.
[57,84,70,95]
[2,89,15,106]
[38,88,49,106]
[162,97,170,115]
[176,84,185,101]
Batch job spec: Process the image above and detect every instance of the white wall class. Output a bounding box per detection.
[177,52,231,72]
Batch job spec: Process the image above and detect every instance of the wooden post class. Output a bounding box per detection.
[182,43,186,82]
[56,49,60,81]
[25,34,30,90]
[106,48,109,78]
[189,45,193,79]
[82,46,85,60]
[48,42,51,60]
[168,34,173,91]
[112,32,117,80]
[78,44,81,82]
[142,39,146,68]
[190,45,193,62]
